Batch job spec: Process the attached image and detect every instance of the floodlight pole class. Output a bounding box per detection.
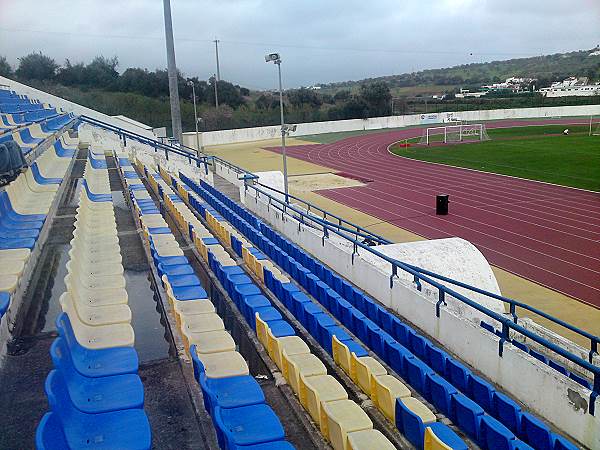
[188,81,202,156]
[590,115,593,137]
[276,60,289,203]
[162,0,183,143]
[265,53,289,203]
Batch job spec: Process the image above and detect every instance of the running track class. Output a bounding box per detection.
[267,119,600,308]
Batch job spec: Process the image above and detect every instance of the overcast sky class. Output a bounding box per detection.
[0,0,599,89]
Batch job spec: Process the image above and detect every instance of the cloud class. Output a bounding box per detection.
[0,0,598,88]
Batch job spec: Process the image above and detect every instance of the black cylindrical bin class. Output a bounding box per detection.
[436,194,449,215]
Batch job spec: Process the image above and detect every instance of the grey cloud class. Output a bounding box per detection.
[0,0,598,89]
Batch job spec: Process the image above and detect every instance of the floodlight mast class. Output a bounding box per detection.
[162,0,183,143]
[265,53,290,203]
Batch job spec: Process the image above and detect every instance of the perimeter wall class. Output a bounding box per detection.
[184,104,600,147]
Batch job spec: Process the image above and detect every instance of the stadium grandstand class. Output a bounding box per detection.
[0,69,598,450]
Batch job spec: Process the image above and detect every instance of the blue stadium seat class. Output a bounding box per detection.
[409,330,431,362]
[405,356,434,395]
[510,439,535,449]
[45,371,151,450]
[213,404,285,449]
[56,314,138,378]
[493,391,522,434]
[548,360,569,376]
[520,412,553,450]
[392,319,412,348]
[452,393,484,442]
[426,343,449,376]
[552,434,579,450]
[395,398,433,449]
[239,441,295,450]
[480,415,516,450]
[446,358,471,394]
[35,412,69,450]
[50,339,144,414]
[426,423,468,450]
[289,291,311,318]
[383,339,414,378]
[320,325,351,354]
[426,373,457,417]
[469,374,496,414]
[243,295,271,326]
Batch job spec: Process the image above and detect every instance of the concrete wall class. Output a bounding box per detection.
[0,76,156,138]
[183,104,600,147]
[242,185,598,449]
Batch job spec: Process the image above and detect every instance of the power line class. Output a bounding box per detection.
[0,27,545,58]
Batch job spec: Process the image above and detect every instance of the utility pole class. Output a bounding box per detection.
[214,39,221,81]
[162,0,182,143]
[213,74,219,109]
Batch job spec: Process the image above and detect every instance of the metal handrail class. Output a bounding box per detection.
[79,115,210,173]
[256,182,391,245]
[241,180,599,413]
[253,176,599,360]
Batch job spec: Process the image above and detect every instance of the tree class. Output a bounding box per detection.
[288,87,323,108]
[342,96,370,119]
[85,56,119,89]
[359,81,391,116]
[0,56,13,78]
[16,52,58,81]
[207,77,244,108]
[56,59,87,86]
[333,89,351,102]
[255,94,278,110]
[240,87,250,96]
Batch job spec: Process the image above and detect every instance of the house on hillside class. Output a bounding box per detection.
[539,77,600,97]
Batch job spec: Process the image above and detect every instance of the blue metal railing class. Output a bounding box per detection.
[79,115,210,173]
[243,180,600,413]
[79,115,600,410]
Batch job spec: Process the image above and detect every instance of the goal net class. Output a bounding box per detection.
[591,116,600,136]
[419,123,490,145]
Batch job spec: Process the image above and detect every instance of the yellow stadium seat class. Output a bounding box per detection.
[284,353,327,394]
[399,397,436,425]
[424,427,453,450]
[332,335,353,375]
[255,314,269,348]
[299,374,348,431]
[370,374,410,422]
[188,330,236,355]
[269,334,310,371]
[350,355,387,395]
[321,399,373,450]
[347,429,396,450]
[195,350,249,379]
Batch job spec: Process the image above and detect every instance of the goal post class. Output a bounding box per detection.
[590,115,600,136]
[419,123,490,145]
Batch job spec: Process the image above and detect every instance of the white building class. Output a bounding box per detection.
[540,77,600,97]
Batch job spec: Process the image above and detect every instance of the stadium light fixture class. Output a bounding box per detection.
[265,52,290,203]
[187,80,202,155]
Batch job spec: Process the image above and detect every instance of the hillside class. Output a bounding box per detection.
[320,48,600,96]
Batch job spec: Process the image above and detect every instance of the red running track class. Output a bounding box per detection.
[268,119,600,308]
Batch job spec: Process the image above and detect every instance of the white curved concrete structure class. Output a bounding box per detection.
[372,238,504,321]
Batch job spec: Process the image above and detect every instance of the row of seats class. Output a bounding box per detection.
[179,174,580,450]
[0,113,75,156]
[0,132,76,325]
[127,155,295,450]
[36,145,151,449]
[173,171,466,450]
[151,162,401,450]
[480,321,593,390]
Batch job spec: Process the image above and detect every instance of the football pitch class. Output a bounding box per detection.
[389,125,600,191]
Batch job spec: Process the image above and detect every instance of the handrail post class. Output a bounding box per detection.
[510,303,518,324]
[436,289,447,318]
[390,265,398,288]
[413,274,422,292]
